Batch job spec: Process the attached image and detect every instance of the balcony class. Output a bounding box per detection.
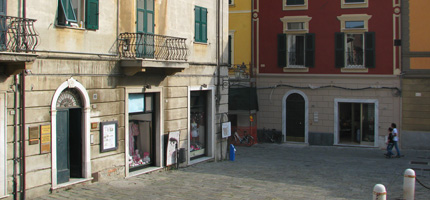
[118,32,189,75]
[0,15,39,76]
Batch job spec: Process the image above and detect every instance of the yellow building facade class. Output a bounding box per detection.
[229,0,252,74]
[401,0,430,150]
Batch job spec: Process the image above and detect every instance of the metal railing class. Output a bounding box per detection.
[346,51,364,67]
[0,15,39,53]
[118,32,188,61]
[288,51,305,66]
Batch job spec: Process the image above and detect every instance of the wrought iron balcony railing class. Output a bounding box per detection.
[0,15,39,53]
[118,32,188,61]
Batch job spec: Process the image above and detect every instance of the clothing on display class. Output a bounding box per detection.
[129,120,151,168]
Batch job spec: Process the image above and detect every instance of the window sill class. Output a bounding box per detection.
[194,41,208,45]
[341,3,368,9]
[341,67,368,73]
[283,67,309,73]
[55,24,87,31]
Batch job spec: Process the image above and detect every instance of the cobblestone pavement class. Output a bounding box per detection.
[35,143,430,200]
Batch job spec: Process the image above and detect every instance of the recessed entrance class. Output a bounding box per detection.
[56,89,83,184]
[285,93,305,142]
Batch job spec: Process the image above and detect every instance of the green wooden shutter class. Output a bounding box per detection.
[228,35,232,66]
[201,8,207,43]
[85,0,99,30]
[365,32,375,68]
[335,32,345,68]
[194,7,201,42]
[305,33,315,68]
[277,34,287,68]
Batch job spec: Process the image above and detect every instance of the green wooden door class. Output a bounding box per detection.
[136,0,154,58]
[56,109,70,184]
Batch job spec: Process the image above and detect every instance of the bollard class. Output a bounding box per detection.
[403,168,416,200]
[373,184,387,200]
[229,144,236,161]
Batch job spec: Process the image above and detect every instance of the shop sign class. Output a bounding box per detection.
[40,125,51,153]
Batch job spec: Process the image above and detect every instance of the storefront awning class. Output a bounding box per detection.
[228,87,259,111]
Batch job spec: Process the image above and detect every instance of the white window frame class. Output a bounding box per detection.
[229,0,234,6]
[341,0,368,9]
[334,98,379,147]
[287,34,306,68]
[283,0,308,11]
[345,33,364,68]
[337,14,371,71]
[280,16,311,71]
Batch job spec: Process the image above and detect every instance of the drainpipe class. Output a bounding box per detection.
[20,70,26,200]
[13,75,19,200]
[215,0,221,161]
[21,1,27,199]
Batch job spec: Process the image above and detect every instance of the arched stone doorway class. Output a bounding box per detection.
[51,78,91,188]
[282,90,308,143]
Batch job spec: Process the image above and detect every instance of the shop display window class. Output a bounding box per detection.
[190,91,208,159]
[128,93,155,171]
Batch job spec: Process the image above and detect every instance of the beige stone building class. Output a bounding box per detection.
[0,0,229,199]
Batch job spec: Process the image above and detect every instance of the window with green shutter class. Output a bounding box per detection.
[195,6,207,43]
[58,0,77,25]
[85,0,99,30]
[57,0,99,30]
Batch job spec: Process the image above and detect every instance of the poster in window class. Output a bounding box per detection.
[100,121,118,152]
[166,131,180,166]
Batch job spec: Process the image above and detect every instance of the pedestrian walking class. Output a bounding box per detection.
[391,123,402,158]
[385,127,394,158]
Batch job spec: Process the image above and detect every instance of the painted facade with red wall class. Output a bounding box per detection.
[253,0,402,148]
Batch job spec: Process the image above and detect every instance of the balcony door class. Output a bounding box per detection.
[0,0,6,50]
[136,0,154,58]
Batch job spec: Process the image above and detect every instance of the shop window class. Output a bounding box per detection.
[338,102,375,146]
[190,91,208,160]
[57,0,99,30]
[128,93,155,171]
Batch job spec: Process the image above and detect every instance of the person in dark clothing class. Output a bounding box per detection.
[385,127,394,158]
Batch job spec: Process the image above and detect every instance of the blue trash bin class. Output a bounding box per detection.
[229,144,236,161]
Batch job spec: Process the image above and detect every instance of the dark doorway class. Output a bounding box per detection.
[285,93,305,142]
[56,108,83,184]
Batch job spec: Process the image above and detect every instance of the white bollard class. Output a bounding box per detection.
[373,184,387,200]
[403,168,416,200]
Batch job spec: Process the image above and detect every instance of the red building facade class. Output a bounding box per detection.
[253,0,402,148]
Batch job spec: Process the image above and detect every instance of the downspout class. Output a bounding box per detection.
[251,0,254,79]
[216,0,221,161]
[13,75,19,200]
[21,0,27,199]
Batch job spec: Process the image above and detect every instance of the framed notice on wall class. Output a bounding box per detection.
[100,121,118,152]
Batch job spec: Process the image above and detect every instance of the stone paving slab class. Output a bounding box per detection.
[34,144,430,200]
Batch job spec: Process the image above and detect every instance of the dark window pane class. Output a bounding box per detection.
[287,0,305,5]
[345,0,365,3]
